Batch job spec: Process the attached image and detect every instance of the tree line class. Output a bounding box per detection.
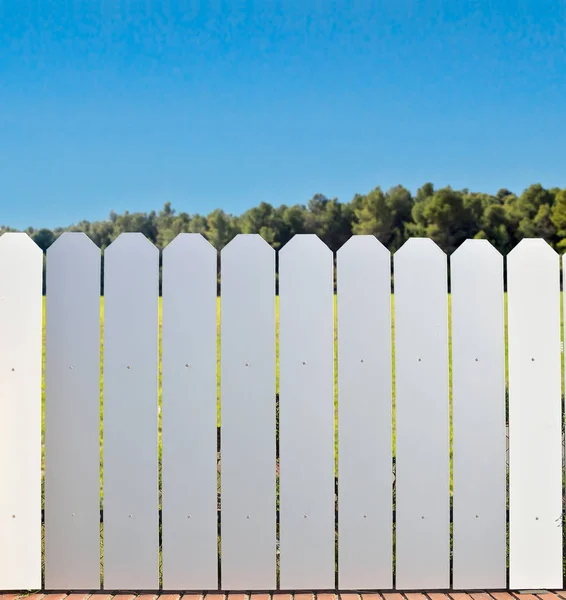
[3,182,566,256]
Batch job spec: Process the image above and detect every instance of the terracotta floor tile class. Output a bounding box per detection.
[382,594,405,600]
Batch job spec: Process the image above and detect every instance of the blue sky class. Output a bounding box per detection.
[1,1,565,229]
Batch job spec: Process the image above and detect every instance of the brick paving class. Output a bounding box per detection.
[3,594,566,600]
[3,593,566,600]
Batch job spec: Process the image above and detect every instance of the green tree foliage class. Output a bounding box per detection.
[31,228,56,251]
[352,187,392,243]
[239,202,282,247]
[475,204,511,254]
[551,189,566,250]
[353,185,412,250]
[504,184,557,244]
[3,182,566,256]
[409,187,480,254]
[304,194,353,250]
[206,209,239,249]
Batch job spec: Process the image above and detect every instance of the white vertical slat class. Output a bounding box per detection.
[162,233,218,590]
[279,234,335,590]
[221,234,276,590]
[337,235,392,589]
[103,233,159,589]
[508,239,562,589]
[394,238,449,590]
[45,233,102,589]
[451,240,506,589]
[0,233,43,590]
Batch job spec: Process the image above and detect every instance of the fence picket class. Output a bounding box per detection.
[337,235,393,589]
[451,240,506,589]
[162,233,218,590]
[508,239,562,589]
[394,238,449,590]
[221,234,276,590]
[0,233,43,590]
[103,233,159,589]
[45,233,102,589]
[279,234,335,590]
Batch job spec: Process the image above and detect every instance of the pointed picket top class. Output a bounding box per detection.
[337,234,390,259]
[451,238,502,260]
[508,238,557,260]
[279,233,332,259]
[104,232,158,259]
[46,231,100,259]
[222,233,275,257]
[163,232,216,258]
[0,231,42,257]
[451,239,503,276]
[507,239,558,286]
[507,239,558,298]
[395,236,445,260]
[394,238,447,298]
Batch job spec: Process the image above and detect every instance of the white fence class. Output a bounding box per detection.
[0,232,563,592]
